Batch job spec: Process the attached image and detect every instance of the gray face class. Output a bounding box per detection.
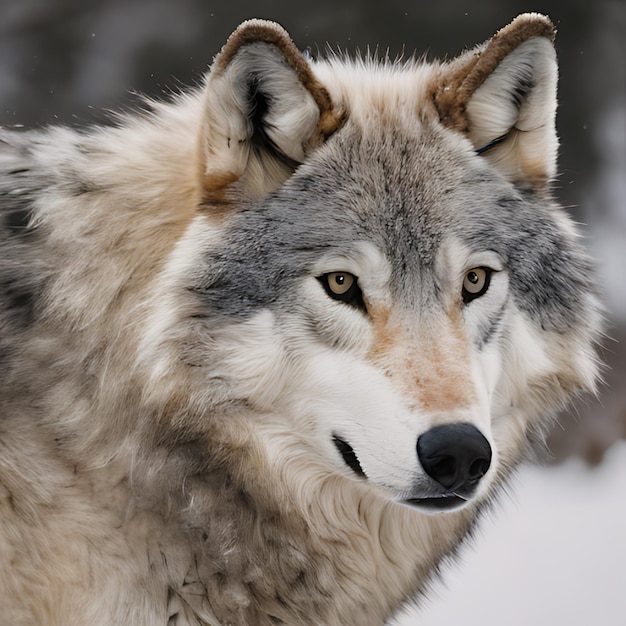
[192,118,593,339]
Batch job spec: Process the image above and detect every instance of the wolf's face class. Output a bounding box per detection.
[159,119,594,515]
[143,18,599,515]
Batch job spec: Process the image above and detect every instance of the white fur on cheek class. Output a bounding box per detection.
[209,310,291,410]
[289,348,425,492]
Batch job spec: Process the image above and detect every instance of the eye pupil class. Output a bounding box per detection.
[468,271,479,284]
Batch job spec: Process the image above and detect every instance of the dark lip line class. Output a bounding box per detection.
[402,494,468,511]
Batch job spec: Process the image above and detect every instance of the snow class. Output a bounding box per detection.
[393,441,626,626]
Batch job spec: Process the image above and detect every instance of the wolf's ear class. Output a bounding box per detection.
[433,13,558,189]
[199,20,346,199]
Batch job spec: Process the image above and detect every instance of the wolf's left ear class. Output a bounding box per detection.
[199,20,346,199]
[433,13,558,189]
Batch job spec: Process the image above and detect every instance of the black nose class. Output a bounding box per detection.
[417,423,492,493]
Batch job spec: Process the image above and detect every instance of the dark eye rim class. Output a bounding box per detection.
[462,267,494,304]
[317,272,367,312]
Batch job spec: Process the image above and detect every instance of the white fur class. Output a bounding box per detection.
[0,15,600,626]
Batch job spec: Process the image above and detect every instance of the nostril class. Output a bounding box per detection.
[427,456,457,488]
[417,423,492,492]
[469,457,490,481]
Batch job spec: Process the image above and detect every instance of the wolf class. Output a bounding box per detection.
[0,12,600,626]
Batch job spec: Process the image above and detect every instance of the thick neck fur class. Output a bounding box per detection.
[131,409,478,624]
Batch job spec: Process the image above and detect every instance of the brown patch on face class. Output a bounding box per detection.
[365,303,394,365]
[367,303,477,414]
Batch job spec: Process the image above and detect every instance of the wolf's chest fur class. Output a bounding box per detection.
[0,14,600,626]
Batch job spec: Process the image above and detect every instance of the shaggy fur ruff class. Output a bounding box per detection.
[0,14,600,625]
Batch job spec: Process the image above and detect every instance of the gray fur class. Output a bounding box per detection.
[0,16,601,626]
[195,119,593,340]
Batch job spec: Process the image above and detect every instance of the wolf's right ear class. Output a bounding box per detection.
[199,20,346,199]
[433,14,558,189]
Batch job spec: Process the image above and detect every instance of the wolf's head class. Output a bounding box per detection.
[143,15,600,515]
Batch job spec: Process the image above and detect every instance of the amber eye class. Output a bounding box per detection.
[317,272,366,311]
[462,268,492,303]
[326,272,354,295]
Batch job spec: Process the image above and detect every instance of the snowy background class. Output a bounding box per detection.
[1,1,624,624]
[394,442,626,626]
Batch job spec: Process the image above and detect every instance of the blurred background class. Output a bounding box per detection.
[1,0,624,624]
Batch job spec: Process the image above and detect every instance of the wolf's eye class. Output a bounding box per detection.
[462,268,492,303]
[317,272,366,311]
[327,272,354,295]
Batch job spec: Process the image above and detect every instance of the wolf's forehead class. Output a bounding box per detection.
[283,119,492,260]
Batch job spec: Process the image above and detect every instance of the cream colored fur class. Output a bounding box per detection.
[0,15,600,626]
[466,37,559,184]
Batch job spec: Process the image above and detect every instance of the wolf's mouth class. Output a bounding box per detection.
[332,435,367,478]
[402,494,468,512]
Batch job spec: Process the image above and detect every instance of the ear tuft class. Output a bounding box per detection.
[200,20,346,199]
[433,14,558,188]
